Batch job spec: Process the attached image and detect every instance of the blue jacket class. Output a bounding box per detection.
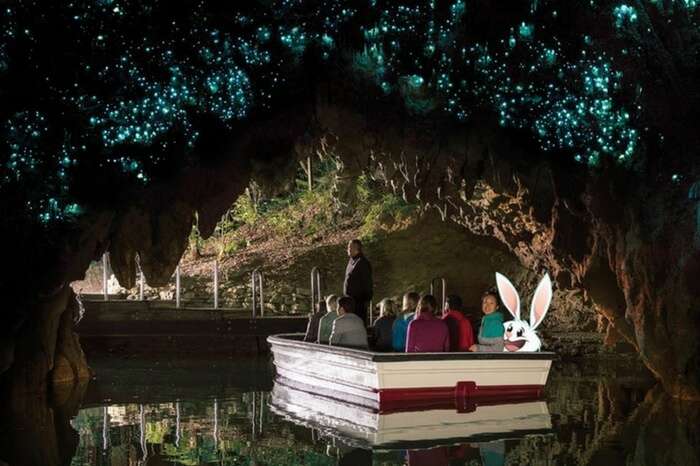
[391,311,415,352]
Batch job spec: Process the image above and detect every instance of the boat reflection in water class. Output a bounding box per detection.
[270,378,553,465]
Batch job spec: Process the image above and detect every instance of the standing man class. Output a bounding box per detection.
[343,239,373,325]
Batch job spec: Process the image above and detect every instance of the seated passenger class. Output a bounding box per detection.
[392,292,420,352]
[317,294,339,343]
[405,295,450,352]
[304,300,327,342]
[372,298,395,351]
[329,296,369,349]
[469,291,504,352]
[442,294,475,351]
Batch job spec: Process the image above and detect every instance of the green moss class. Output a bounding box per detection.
[192,152,416,257]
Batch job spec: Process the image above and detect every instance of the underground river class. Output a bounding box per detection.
[3,352,698,466]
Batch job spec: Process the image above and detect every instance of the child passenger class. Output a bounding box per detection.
[372,298,395,351]
[391,292,420,352]
[405,295,450,353]
[469,291,504,352]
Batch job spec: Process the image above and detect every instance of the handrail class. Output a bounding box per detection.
[102,253,109,301]
[213,260,219,309]
[136,253,145,301]
[251,268,264,318]
[429,277,447,311]
[310,266,323,312]
[175,265,181,308]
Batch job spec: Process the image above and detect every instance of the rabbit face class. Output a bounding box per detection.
[495,272,552,352]
[503,320,541,352]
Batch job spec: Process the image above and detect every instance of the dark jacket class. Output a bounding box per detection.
[303,310,326,343]
[372,315,395,351]
[343,254,373,302]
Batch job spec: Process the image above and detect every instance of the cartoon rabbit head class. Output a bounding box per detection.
[495,272,552,352]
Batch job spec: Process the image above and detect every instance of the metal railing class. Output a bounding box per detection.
[136,254,145,301]
[102,253,109,301]
[430,277,447,311]
[100,393,265,456]
[310,266,323,312]
[95,254,272,314]
[175,265,181,308]
[251,268,264,318]
[213,260,219,309]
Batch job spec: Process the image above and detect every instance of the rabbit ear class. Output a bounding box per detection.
[495,272,520,320]
[529,274,552,330]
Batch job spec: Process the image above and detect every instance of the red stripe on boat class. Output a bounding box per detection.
[378,383,544,413]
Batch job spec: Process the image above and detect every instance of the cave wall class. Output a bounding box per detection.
[0,108,312,399]
[307,92,699,399]
[1,85,698,403]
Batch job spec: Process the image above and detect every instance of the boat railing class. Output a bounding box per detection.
[310,266,323,312]
[267,333,556,361]
[430,277,447,310]
[251,268,265,318]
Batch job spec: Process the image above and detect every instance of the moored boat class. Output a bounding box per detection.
[268,333,555,412]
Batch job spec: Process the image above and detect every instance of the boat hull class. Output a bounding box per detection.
[268,334,555,411]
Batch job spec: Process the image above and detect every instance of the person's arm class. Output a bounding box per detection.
[460,319,475,351]
[476,337,504,352]
[443,327,450,352]
[329,320,341,346]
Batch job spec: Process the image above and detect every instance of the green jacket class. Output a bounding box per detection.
[317,311,339,344]
[479,312,504,339]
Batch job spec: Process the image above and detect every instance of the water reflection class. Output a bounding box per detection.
[2,356,699,465]
[269,381,552,448]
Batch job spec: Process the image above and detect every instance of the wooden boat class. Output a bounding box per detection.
[270,379,553,448]
[268,334,555,412]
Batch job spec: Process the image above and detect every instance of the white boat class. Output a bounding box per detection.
[270,378,553,449]
[268,333,555,412]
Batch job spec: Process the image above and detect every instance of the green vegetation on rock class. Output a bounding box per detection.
[203,153,417,259]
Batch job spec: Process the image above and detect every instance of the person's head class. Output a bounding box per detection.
[325,294,339,313]
[417,294,438,315]
[316,300,327,314]
[347,239,363,258]
[378,298,395,318]
[402,292,420,313]
[481,291,499,315]
[337,295,355,315]
[445,294,463,313]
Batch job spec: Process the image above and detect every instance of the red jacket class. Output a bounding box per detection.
[405,311,450,352]
[442,309,475,351]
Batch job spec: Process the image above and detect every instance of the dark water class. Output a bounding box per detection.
[2,355,699,466]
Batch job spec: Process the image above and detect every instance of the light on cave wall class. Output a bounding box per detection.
[0,0,697,225]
